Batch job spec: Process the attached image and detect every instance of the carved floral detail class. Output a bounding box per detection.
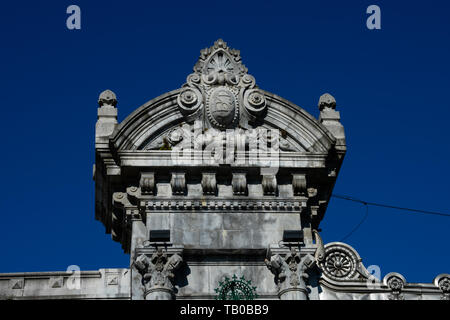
[134,249,183,293]
[387,275,405,300]
[177,87,202,115]
[438,277,450,300]
[319,244,358,280]
[265,249,315,289]
[244,89,267,117]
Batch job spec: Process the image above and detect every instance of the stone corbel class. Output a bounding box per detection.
[171,172,186,195]
[292,174,307,196]
[140,172,155,195]
[232,172,247,195]
[201,172,217,195]
[134,248,183,300]
[262,174,277,196]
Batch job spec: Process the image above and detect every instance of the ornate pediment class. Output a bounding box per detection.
[177,39,266,131]
[109,39,342,155]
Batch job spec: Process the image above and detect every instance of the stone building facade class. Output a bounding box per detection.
[0,40,448,300]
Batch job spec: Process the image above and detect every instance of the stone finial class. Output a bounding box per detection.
[318,93,336,111]
[98,89,117,107]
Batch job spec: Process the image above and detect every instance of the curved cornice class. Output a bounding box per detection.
[110,88,337,154]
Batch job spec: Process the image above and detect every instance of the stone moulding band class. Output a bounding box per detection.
[278,287,308,296]
[144,286,174,297]
[144,199,307,211]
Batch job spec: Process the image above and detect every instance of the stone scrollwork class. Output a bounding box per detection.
[438,278,450,300]
[384,273,406,300]
[134,249,183,300]
[312,230,325,263]
[261,174,277,196]
[244,89,267,117]
[319,243,359,281]
[201,172,217,195]
[434,274,450,300]
[175,39,266,130]
[177,87,202,115]
[170,172,186,195]
[140,172,155,195]
[232,172,247,195]
[292,174,307,196]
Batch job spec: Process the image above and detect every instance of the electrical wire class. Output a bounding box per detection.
[339,203,369,241]
[332,194,450,218]
[332,194,450,241]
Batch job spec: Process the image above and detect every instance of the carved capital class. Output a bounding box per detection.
[134,248,183,300]
[265,249,314,294]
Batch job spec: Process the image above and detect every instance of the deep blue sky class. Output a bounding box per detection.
[0,1,449,284]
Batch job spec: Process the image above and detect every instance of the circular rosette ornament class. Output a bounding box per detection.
[207,86,239,129]
[177,87,202,114]
[244,89,266,116]
[319,244,359,281]
[214,275,258,300]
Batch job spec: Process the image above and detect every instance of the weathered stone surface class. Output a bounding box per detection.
[0,39,446,301]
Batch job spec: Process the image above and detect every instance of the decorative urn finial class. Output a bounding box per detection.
[98,89,117,107]
[318,93,336,111]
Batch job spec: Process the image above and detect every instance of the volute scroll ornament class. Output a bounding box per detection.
[319,243,359,281]
[383,273,406,300]
[177,87,203,116]
[434,274,450,300]
[134,249,183,300]
[243,89,267,117]
[265,248,316,300]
